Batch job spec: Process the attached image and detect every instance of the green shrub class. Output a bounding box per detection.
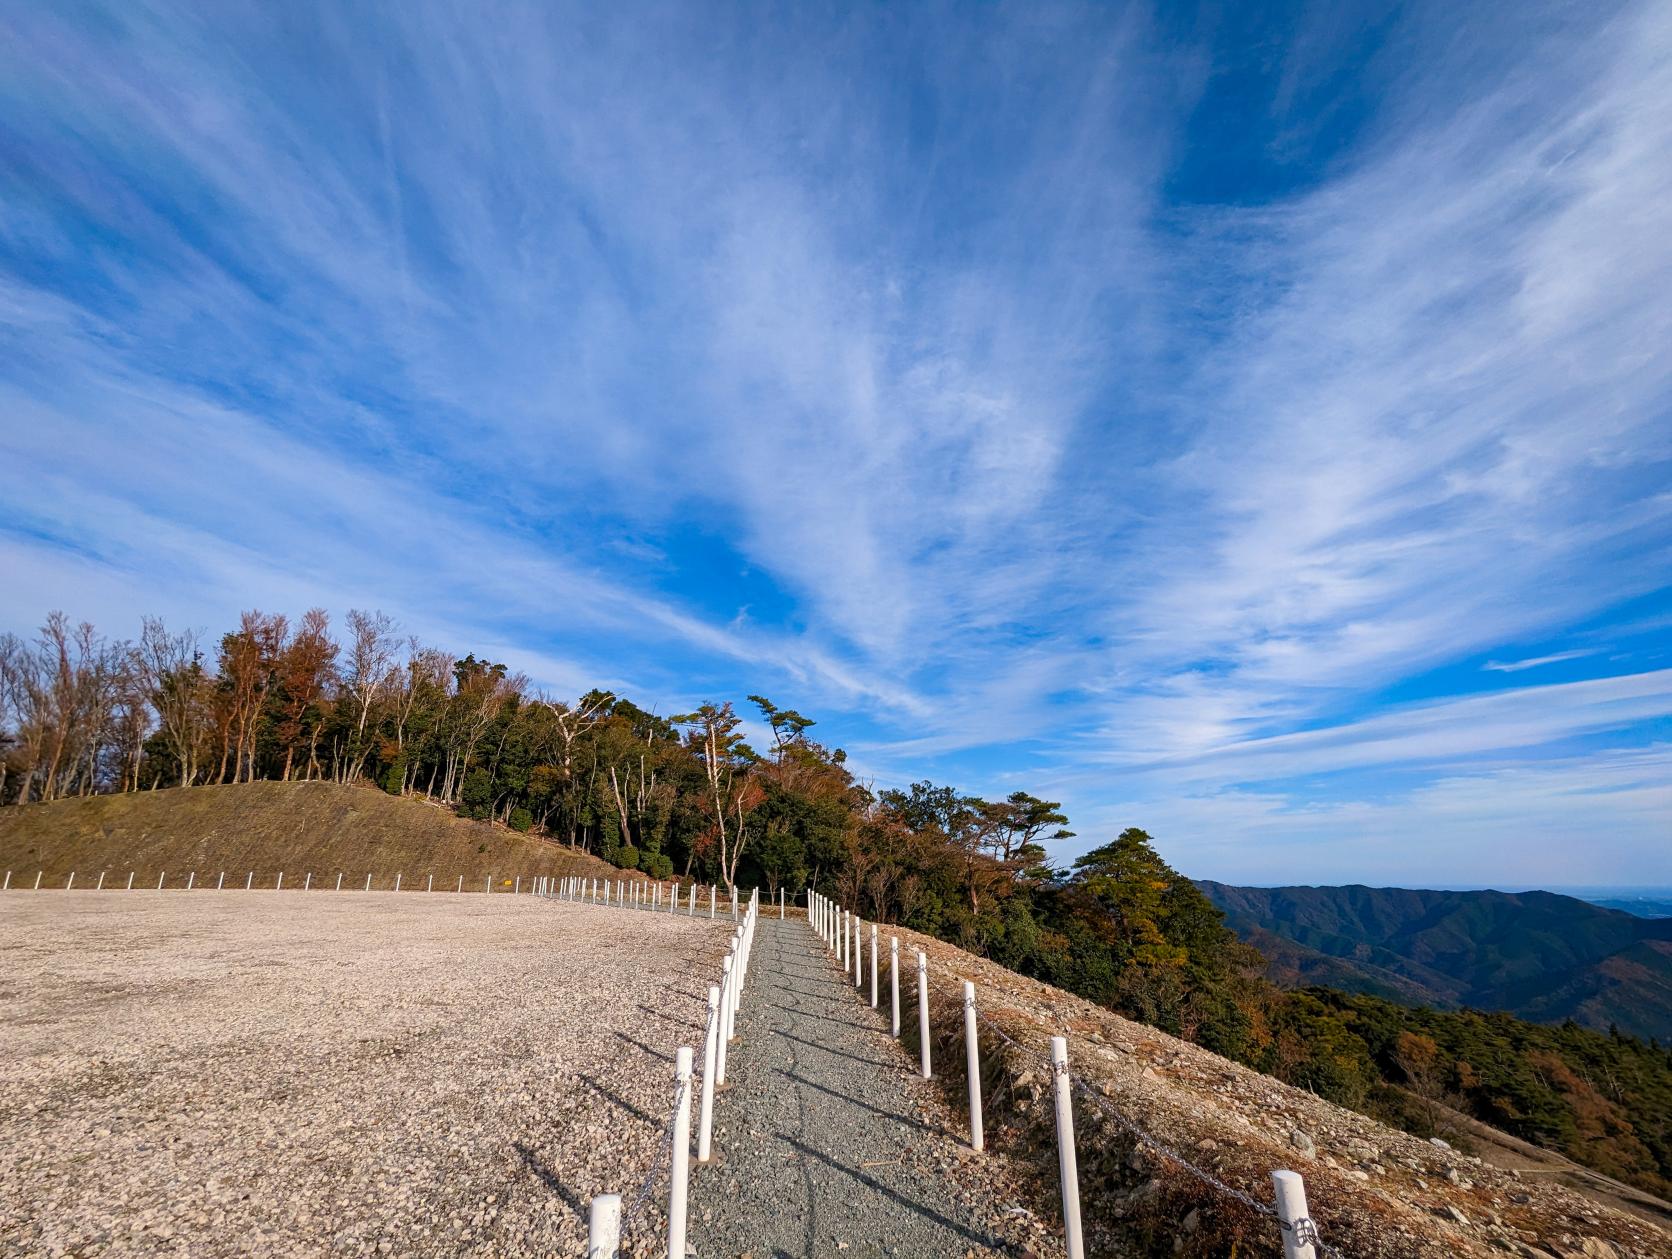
[458,768,493,820]
[645,852,674,879]
[508,807,533,833]
[617,845,641,870]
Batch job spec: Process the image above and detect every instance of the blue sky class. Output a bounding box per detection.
[2,1,1668,887]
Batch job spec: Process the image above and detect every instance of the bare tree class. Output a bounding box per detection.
[135,618,213,789]
[340,609,397,783]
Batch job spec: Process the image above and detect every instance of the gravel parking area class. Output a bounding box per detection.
[0,891,728,1257]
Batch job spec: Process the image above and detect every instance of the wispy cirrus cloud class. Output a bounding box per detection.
[1483,651,1600,673]
[1,0,1668,883]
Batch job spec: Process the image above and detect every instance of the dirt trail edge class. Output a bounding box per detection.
[692,917,1061,1259]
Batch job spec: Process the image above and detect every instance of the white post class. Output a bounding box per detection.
[870,925,879,1008]
[780,888,784,919]
[303,872,310,892]
[669,1045,694,1259]
[127,872,134,891]
[891,937,901,1036]
[917,950,931,1078]
[35,871,44,891]
[245,871,252,890]
[97,871,105,891]
[367,874,373,892]
[395,872,402,893]
[458,876,464,893]
[184,872,192,891]
[1,871,8,891]
[428,874,433,893]
[586,1193,621,1259]
[1272,1170,1318,1259]
[698,984,720,1161]
[157,871,164,891]
[839,910,848,969]
[1051,1036,1085,1259]
[709,884,715,918]
[67,871,75,890]
[963,981,985,1151]
[487,876,492,894]
[337,873,343,892]
[731,886,738,919]
[217,871,225,890]
[716,956,734,1085]
[854,916,862,988]
[276,871,284,891]
[515,875,520,895]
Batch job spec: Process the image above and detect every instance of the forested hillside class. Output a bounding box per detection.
[1199,881,1672,1040]
[4,607,1670,1196]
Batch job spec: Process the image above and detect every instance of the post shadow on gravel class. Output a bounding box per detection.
[691,917,1016,1258]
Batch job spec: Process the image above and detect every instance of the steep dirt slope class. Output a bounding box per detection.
[886,921,1668,1258]
[0,781,621,889]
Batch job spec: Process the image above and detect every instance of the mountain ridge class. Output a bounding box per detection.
[1197,879,1672,1040]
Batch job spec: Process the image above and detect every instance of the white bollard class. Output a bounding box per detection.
[366,873,372,892]
[854,916,863,988]
[1051,1036,1085,1259]
[185,872,192,891]
[67,871,75,890]
[963,981,984,1151]
[732,886,738,919]
[2,871,9,891]
[917,950,931,1078]
[891,937,901,1036]
[669,1045,694,1259]
[157,871,164,890]
[428,874,433,893]
[710,884,715,918]
[870,924,879,1008]
[217,871,224,890]
[245,871,252,890]
[458,875,464,893]
[127,871,134,891]
[337,873,344,892]
[1272,1170,1319,1259]
[698,985,720,1161]
[97,870,106,891]
[586,1193,621,1259]
[780,887,784,919]
[716,956,734,1085]
[514,875,519,895]
[35,871,43,890]
[276,871,283,891]
[304,872,311,892]
[395,872,402,893]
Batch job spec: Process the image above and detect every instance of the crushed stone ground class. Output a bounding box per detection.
[0,890,728,1257]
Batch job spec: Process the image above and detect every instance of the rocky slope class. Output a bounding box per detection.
[886,919,1669,1258]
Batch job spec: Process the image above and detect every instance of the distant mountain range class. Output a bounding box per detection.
[1196,881,1672,1041]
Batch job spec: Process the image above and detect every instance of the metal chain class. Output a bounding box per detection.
[923,969,1344,1258]
[622,1074,687,1229]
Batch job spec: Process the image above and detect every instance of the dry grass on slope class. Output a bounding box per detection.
[0,781,624,890]
[882,922,1668,1259]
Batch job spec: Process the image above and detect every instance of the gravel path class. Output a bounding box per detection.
[0,891,727,1257]
[693,918,1053,1259]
